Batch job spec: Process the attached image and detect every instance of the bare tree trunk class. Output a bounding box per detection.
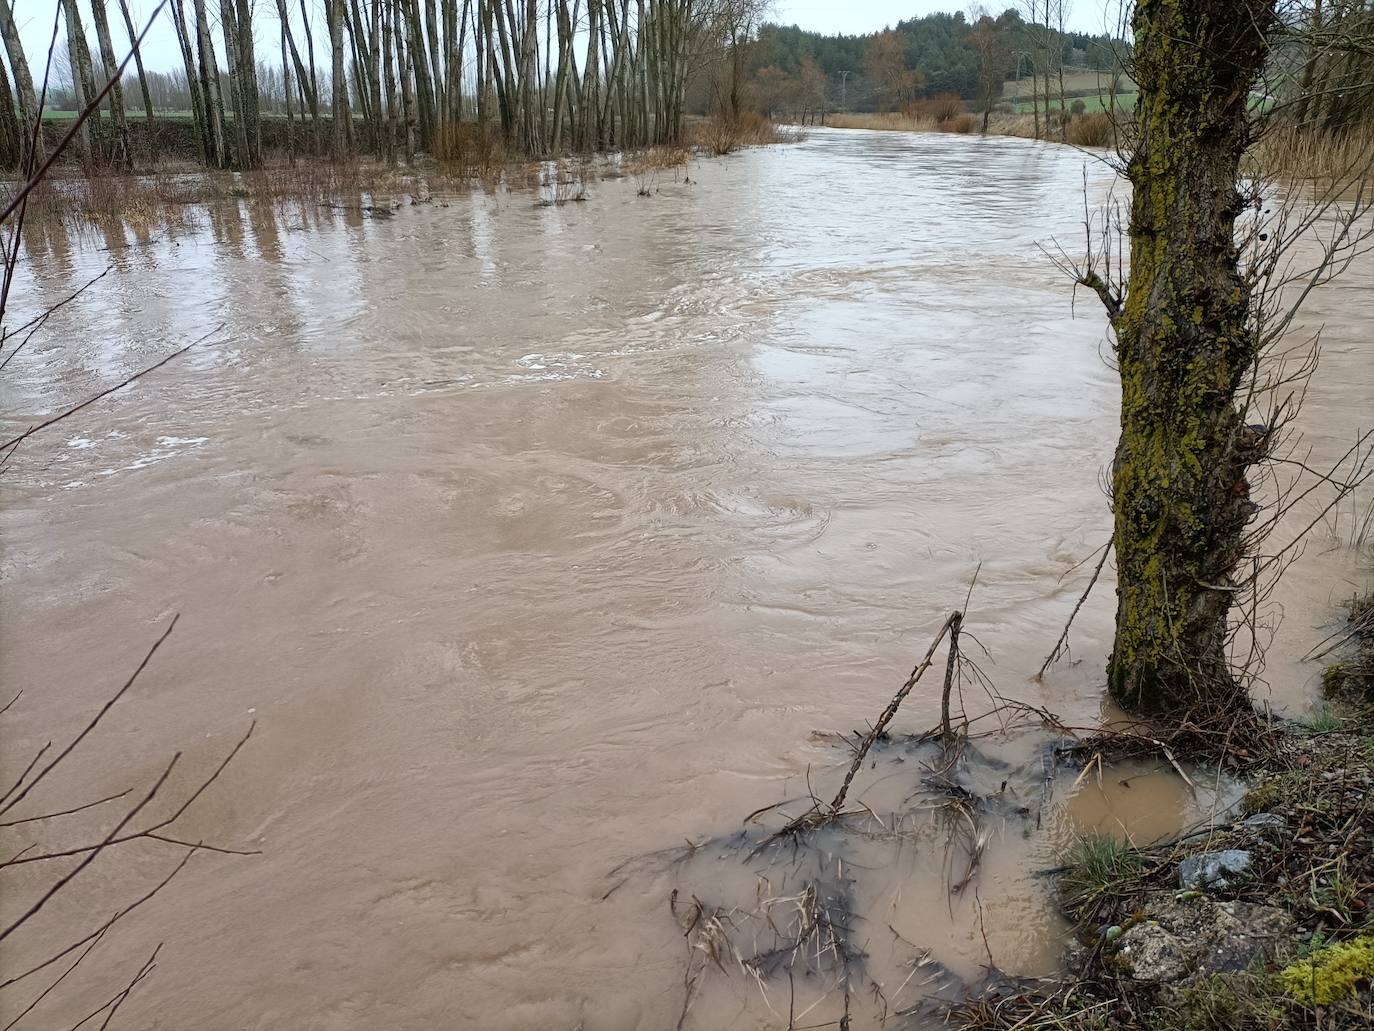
[66,0,102,130]
[60,0,97,163]
[1294,0,1324,129]
[298,0,323,152]
[217,0,250,167]
[367,0,384,149]
[0,0,44,167]
[397,1,417,161]
[425,0,444,124]
[89,0,132,168]
[474,0,487,132]
[192,0,229,167]
[550,0,573,148]
[328,0,349,157]
[282,16,296,161]
[1054,0,1067,140]
[277,0,322,152]
[113,0,157,161]
[581,0,601,149]
[234,0,263,164]
[0,49,19,170]
[450,0,472,126]
[402,0,436,146]
[382,0,399,161]
[1104,0,1277,717]
[169,0,208,163]
[345,0,372,147]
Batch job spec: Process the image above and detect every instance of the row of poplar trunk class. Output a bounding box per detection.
[0,0,714,172]
[1291,0,1374,136]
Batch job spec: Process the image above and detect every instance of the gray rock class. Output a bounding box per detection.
[1178,849,1252,889]
[1116,893,1292,986]
[1243,813,1286,831]
[1117,922,1191,982]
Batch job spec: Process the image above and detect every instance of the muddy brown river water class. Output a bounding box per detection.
[1,128,1370,1030]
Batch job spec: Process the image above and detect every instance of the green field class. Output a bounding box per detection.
[1004,91,1138,114]
[1002,68,1134,98]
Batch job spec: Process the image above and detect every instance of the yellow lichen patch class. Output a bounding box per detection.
[1279,935,1374,1006]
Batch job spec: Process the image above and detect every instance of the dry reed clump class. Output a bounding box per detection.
[907,92,967,123]
[829,110,976,136]
[432,123,510,182]
[623,145,691,176]
[981,113,1039,139]
[941,113,977,134]
[1065,112,1114,148]
[1246,122,1374,181]
[827,111,939,133]
[688,112,785,155]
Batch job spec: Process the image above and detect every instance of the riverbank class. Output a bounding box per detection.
[953,598,1374,1031]
[825,110,1116,148]
[4,116,789,230]
[6,114,790,230]
[4,125,1366,1031]
[824,111,1374,182]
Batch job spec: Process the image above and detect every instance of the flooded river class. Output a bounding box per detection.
[1,128,1370,1029]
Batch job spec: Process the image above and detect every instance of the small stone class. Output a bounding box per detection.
[1179,850,1252,889]
[1243,813,1286,831]
[1116,892,1292,986]
[1105,925,1123,942]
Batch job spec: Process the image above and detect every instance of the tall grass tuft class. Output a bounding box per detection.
[1060,833,1144,917]
[688,112,784,156]
[1066,112,1114,148]
[1247,121,1374,180]
[907,92,967,122]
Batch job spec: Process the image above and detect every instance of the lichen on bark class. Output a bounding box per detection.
[1106,0,1277,715]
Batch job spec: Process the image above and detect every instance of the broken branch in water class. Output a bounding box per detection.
[940,613,963,748]
[830,611,963,816]
[0,616,179,817]
[0,321,223,459]
[1036,542,1112,681]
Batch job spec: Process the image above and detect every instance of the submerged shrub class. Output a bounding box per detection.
[908,92,966,122]
[690,112,784,155]
[940,113,976,134]
[1066,112,1113,147]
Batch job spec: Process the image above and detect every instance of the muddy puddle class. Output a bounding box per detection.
[1,128,1370,1029]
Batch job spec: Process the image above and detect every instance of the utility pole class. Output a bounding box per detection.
[1011,50,1029,109]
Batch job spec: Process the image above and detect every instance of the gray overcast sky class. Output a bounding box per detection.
[15,1,1119,77]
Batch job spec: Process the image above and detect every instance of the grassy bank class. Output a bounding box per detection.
[952,598,1374,1031]
[825,109,1374,181]
[827,109,1117,148]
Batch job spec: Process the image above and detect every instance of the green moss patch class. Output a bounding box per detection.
[1279,935,1374,1006]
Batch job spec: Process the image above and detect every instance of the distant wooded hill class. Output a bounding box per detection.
[739,9,1130,111]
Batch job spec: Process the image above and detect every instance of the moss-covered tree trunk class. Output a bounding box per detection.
[1105,0,1276,716]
